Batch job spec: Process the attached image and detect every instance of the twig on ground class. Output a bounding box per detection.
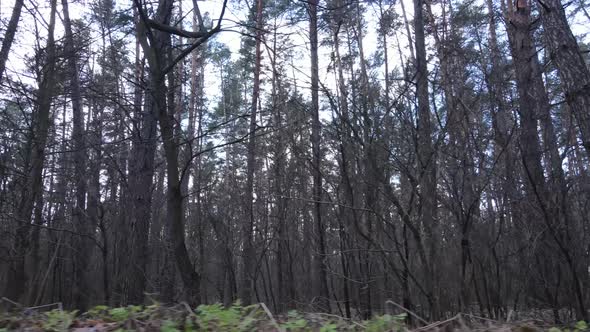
[386,300,429,326]
[180,301,196,316]
[412,314,460,331]
[507,309,514,322]
[302,311,367,329]
[258,302,284,332]
[461,312,501,323]
[1,297,22,308]
[25,302,62,311]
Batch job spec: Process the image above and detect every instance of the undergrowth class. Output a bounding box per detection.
[0,302,587,331]
[0,301,407,331]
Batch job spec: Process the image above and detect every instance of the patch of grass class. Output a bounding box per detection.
[42,309,77,332]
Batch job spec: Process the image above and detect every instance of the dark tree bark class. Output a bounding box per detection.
[309,0,330,312]
[240,0,264,305]
[267,19,289,312]
[425,0,481,311]
[538,0,590,155]
[331,17,353,319]
[0,0,23,84]
[125,8,156,305]
[134,0,225,305]
[504,0,588,321]
[61,0,91,311]
[414,0,438,319]
[354,3,376,319]
[4,0,58,304]
[485,0,516,315]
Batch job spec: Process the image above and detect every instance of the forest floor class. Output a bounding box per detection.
[0,300,584,331]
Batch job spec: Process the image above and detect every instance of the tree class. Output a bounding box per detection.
[4,0,58,303]
[413,0,438,318]
[0,0,24,84]
[538,0,590,155]
[309,0,330,313]
[61,0,91,310]
[133,0,227,305]
[240,0,265,305]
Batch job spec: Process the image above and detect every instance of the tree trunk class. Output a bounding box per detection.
[0,0,23,84]
[538,0,590,155]
[135,0,207,305]
[310,0,330,312]
[504,0,588,320]
[126,9,156,305]
[240,0,264,305]
[61,0,91,311]
[330,23,354,318]
[4,0,58,304]
[413,0,438,318]
[485,0,514,315]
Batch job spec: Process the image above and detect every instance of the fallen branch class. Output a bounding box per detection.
[386,300,429,325]
[258,302,284,332]
[412,314,460,331]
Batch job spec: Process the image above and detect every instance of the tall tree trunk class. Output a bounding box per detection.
[240,0,264,305]
[61,0,91,310]
[399,0,415,62]
[413,0,438,318]
[126,10,155,305]
[0,0,23,84]
[425,0,478,311]
[330,23,353,318]
[485,0,514,315]
[268,20,288,312]
[504,0,587,320]
[4,0,58,303]
[135,0,209,305]
[310,0,330,312]
[538,0,590,156]
[355,3,376,319]
[183,8,206,302]
[160,63,201,304]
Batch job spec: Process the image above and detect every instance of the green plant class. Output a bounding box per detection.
[184,316,196,332]
[195,301,259,331]
[281,311,309,331]
[108,307,130,322]
[365,313,406,332]
[575,321,588,331]
[87,305,109,318]
[42,309,78,332]
[320,322,338,332]
[139,303,161,320]
[129,305,142,314]
[197,303,238,328]
[161,319,180,332]
[550,321,589,332]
